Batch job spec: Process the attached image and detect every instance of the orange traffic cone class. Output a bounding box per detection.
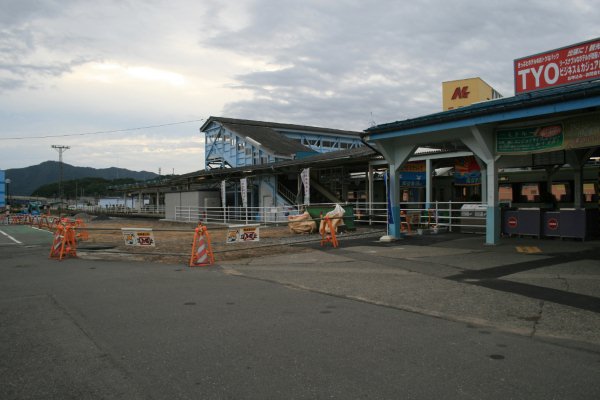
[189,224,214,267]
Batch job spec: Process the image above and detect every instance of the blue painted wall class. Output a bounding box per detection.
[0,170,5,208]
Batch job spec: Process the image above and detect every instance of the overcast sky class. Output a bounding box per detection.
[1,0,598,174]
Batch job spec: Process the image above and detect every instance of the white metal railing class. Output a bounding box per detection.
[350,200,487,232]
[67,205,166,215]
[5,200,488,233]
[396,201,487,233]
[172,201,487,231]
[174,205,303,225]
[352,201,388,226]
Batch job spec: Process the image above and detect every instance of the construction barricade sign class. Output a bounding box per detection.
[121,228,155,247]
[226,224,260,244]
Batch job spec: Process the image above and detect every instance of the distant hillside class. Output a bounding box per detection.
[5,161,159,196]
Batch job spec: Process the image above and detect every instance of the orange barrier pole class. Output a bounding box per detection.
[49,222,78,261]
[74,219,89,241]
[320,216,339,248]
[189,223,215,267]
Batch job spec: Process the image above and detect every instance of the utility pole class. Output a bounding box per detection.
[52,145,70,207]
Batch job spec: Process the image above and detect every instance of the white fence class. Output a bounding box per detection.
[69,205,165,215]
[175,205,302,225]
[173,201,488,233]
[60,201,488,233]
[351,200,488,231]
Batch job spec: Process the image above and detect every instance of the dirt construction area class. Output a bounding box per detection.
[74,215,384,265]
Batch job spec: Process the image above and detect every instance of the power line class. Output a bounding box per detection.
[0,119,204,141]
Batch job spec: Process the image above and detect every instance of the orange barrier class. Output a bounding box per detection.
[320,216,339,248]
[49,222,77,261]
[36,215,59,231]
[73,219,89,241]
[189,223,215,267]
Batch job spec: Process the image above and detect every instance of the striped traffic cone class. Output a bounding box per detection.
[49,224,65,259]
[189,225,214,267]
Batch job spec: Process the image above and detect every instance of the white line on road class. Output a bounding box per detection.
[0,229,23,245]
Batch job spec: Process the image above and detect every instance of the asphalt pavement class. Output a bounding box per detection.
[222,231,600,347]
[1,225,600,399]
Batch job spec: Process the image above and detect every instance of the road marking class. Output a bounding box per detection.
[31,226,53,234]
[516,246,541,254]
[0,228,23,245]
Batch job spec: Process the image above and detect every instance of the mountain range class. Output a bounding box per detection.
[4,161,159,196]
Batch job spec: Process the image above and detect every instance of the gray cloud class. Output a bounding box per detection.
[0,0,598,172]
[209,0,600,130]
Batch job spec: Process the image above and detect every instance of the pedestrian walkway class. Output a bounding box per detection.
[220,233,600,347]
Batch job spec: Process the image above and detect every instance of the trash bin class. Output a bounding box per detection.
[306,205,355,230]
[502,209,520,236]
[559,208,596,240]
[459,204,486,233]
[516,208,543,238]
[542,211,561,237]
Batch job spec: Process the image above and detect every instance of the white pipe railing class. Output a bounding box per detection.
[60,200,487,233]
[67,204,166,215]
[349,200,488,232]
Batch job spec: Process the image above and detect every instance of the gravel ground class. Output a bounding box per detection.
[73,216,385,265]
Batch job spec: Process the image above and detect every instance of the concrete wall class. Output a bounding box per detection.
[165,191,220,220]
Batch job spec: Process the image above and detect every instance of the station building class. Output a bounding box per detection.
[115,38,600,243]
[364,38,600,243]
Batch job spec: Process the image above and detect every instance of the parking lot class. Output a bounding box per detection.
[1,225,600,399]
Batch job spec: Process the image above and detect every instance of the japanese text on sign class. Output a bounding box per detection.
[121,228,155,247]
[226,224,260,244]
[514,37,600,94]
[496,125,563,154]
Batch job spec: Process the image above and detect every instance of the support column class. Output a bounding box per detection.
[566,149,594,208]
[387,164,401,238]
[425,159,432,208]
[485,161,500,244]
[573,166,583,208]
[462,126,499,245]
[368,164,374,222]
[474,156,487,204]
[376,142,416,239]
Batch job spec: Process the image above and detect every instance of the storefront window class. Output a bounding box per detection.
[499,185,513,202]
[583,182,597,202]
[521,183,540,202]
[551,182,569,202]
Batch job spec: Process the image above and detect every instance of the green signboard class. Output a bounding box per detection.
[564,112,600,149]
[496,125,563,154]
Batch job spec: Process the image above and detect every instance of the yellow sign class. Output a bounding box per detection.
[226,224,260,243]
[442,77,502,111]
[121,228,155,247]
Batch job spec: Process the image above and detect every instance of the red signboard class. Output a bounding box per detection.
[514,37,600,94]
[547,218,559,230]
[507,216,518,228]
